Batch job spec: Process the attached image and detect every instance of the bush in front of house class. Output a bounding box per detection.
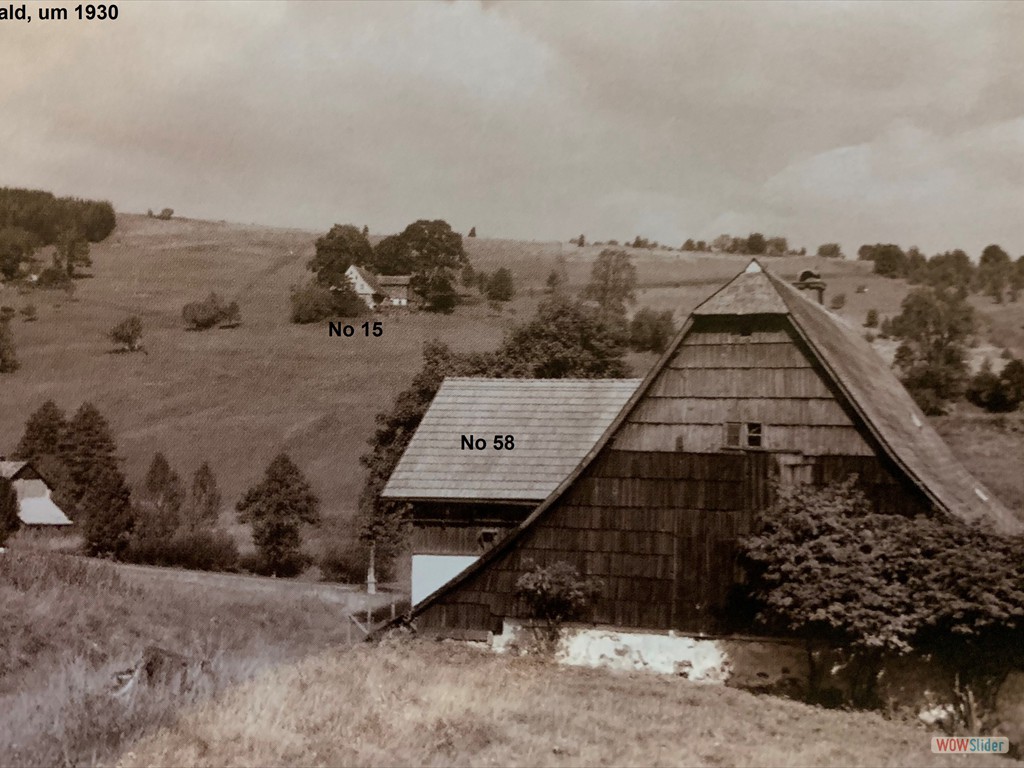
[319,538,400,584]
[514,560,602,651]
[742,476,1024,717]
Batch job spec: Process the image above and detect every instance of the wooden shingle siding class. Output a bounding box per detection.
[407,262,1020,640]
[631,398,853,426]
[649,368,834,399]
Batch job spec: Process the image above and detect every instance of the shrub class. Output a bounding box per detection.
[108,315,143,352]
[239,549,308,578]
[289,282,336,324]
[182,293,240,331]
[514,560,601,648]
[319,539,396,584]
[742,477,1024,709]
[36,266,71,289]
[289,281,364,324]
[157,208,174,220]
[966,359,1024,413]
[864,308,878,328]
[629,307,676,353]
[829,293,846,310]
[20,303,37,322]
[125,526,239,571]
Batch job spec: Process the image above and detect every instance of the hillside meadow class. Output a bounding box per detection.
[1,214,1023,558]
[117,638,1015,768]
[0,548,375,766]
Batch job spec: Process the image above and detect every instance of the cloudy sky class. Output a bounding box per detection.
[2,1,1021,255]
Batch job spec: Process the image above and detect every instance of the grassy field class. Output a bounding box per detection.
[116,639,1014,768]
[0,548,385,766]
[2,214,1022,556]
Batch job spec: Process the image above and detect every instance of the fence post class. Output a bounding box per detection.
[391,600,396,620]
[347,615,352,644]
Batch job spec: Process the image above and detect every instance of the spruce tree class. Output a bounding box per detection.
[61,402,119,494]
[141,451,183,528]
[14,400,67,462]
[81,465,134,557]
[236,453,319,576]
[185,461,222,529]
[0,477,20,546]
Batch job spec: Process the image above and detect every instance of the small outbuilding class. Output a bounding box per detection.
[0,460,73,527]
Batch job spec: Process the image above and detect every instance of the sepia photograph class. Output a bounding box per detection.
[2,1,1023,766]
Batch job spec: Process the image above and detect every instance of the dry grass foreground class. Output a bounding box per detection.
[118,639,1013,768]
[0,550,354,766]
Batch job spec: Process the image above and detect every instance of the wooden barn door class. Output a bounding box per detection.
[670,452,771,633]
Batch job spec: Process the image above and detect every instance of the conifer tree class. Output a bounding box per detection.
[236,453,319,576]
[14,400,67,462]
[81,465,134,557]
[0,477,20,546]
[184,461,222,529]
[61,402,120,495]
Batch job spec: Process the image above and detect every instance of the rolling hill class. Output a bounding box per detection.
[2,214,1022,555]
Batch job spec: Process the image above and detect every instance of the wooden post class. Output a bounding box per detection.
[366,542,377,596]
[391,600,396,620]
[346,615,352,644]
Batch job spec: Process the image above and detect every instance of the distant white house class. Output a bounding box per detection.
[0,460,73,527]
[344,265,411,310]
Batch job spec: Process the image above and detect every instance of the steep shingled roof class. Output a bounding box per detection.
[401,260,1022,623]
[382,378,641,502]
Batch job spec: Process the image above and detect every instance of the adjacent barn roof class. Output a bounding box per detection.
[0,461,28,479]
[404,260,1022,622]
[382,377,642,502]
[378,275,411,287]
[17,497,73,526]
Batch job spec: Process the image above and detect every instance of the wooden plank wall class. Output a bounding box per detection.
[615,316,874,455]
[417,315,934,635]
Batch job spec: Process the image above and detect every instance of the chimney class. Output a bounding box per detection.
[793,270,826,305]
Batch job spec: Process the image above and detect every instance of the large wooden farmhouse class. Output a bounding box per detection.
[388,261,1022,638]
[0,460,73,528]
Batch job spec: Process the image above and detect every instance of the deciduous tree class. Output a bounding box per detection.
[891,287,974,413]
[236,453,320,576]
[308,224,373,288]
[581,248,637,320]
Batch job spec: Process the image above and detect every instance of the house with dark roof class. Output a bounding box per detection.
[0,460,73,528]
[382,378,640,603]
[389,261,1021,639]
[345,265,411,310]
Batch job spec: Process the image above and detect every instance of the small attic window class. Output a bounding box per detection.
[746,422,763,448]
[724,422,742,447]
[478,528,499,549]
[674,435,685,451]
